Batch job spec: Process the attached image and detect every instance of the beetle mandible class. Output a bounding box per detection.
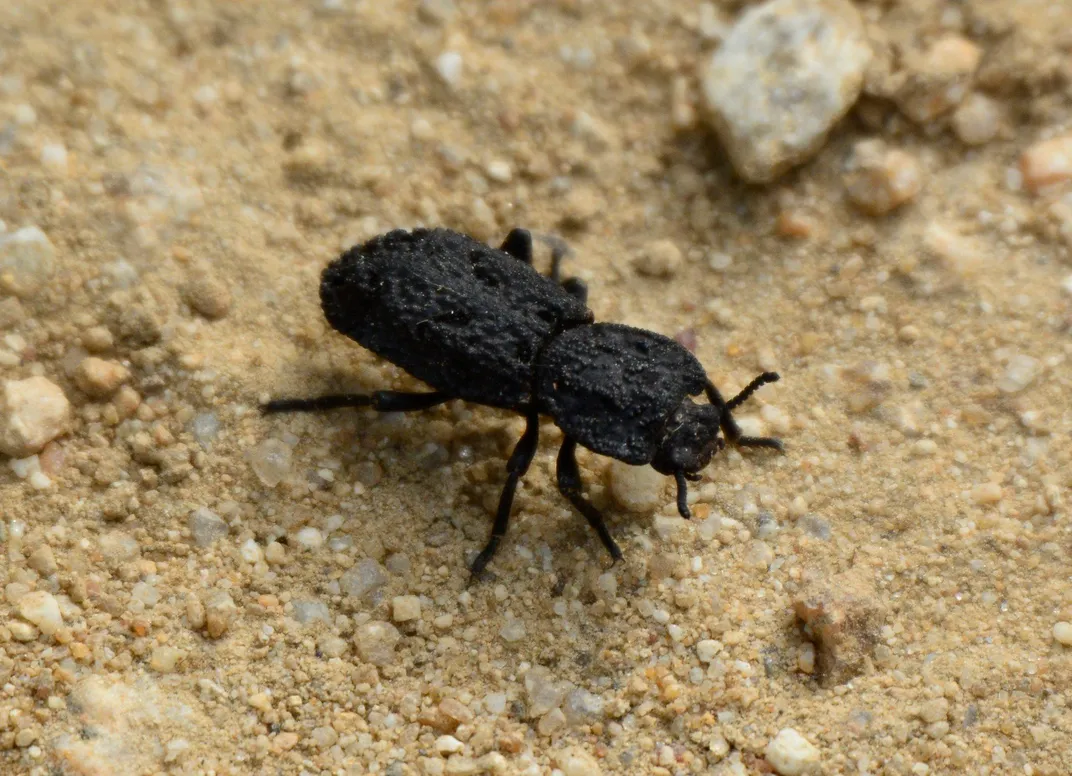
[264,227,783,576]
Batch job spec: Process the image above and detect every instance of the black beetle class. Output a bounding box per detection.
[264,227,782,575]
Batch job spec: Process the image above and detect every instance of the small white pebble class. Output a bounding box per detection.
[435,735,464,755]
[295,527,323,549]
[765,728,821,775]
[485,160,512,183]
[435,51,463,87]
[696,639,722,663]
[39,143,68,175]
[1054,622,1072,646]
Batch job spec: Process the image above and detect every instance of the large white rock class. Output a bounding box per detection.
[701,0,871,183]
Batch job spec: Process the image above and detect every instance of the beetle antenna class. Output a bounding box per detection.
[726,372,780,410]
[673,471,692,519]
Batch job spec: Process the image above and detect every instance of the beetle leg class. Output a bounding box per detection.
[469,411,541,579]
[673,471,692,519]
[704,379,784,452]
[556,437,624,563]
[261,390,449,414]
[727,372,780,410]
[499,228,534,264]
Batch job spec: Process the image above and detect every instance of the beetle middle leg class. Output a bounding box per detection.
[469,411,541,579]
[556,436,624,563]
[261,390,450,414]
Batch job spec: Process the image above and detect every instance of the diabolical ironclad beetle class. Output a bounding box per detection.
[264,228,783,576]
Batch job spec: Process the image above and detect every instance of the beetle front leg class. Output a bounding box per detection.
[556,437,623,563]
[469,411,541,579]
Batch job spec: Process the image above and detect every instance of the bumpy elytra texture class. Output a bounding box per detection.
[321,228,592,409]
[537,323,708,463]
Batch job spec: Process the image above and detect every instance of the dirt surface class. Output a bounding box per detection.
[2,1,1071,774]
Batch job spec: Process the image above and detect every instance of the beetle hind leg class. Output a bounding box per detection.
[262,390,449,414]
[556,437,624,563]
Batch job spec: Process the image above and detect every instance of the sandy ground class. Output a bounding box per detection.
[1,1,1071,774]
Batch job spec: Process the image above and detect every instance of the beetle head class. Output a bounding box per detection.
[650,399,724,479]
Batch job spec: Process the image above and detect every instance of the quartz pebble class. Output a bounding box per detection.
[844,140,923,216]
[605,460,665,513]
[74,357,131,398]
[0,225,56,298]
[1021,135,1072,192]
[996,354,1039,393]
[0,376,71,458]
[701,0,870,182]
[500,618,526,643]
[248,438,293,486]
[766,728,821,775]
[17,590,63,636]
[341,558,388,600]
[188,507,229,547]
[354,620,401,665]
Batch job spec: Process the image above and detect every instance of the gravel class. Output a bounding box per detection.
[701,0,871,182]
[844,140,924,216]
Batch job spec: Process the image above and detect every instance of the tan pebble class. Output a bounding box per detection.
[776,209,816,238]
[74,356,131,398]
[497,733,523,754]
[606,460,666,513]
[439,697,474,725]
[182,270,232,320]
[15,728,39,748]
[274,732,299,751]
[918,697,949,724]
[203,591,237,639]
[971,482,1003,505]
[844,140,923,216]
[27,544,58,575]
[248,691,272,711]
[392,595,422,622]
[895,35,982,124]
[633,239,683,278]
[17,590,63,635]
[82,325,114,353]
[1021,135,1072,192]
[150,646,186,673]
[0,376,71,457]
[444,756,479,776]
